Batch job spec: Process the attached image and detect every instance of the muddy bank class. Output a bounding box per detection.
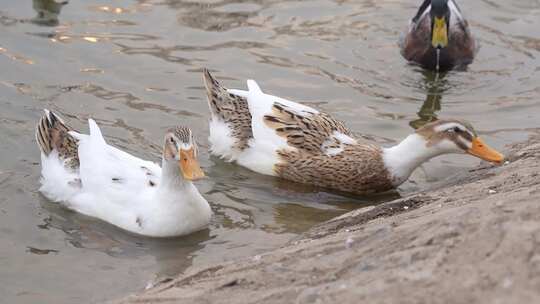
[116,135,540,304]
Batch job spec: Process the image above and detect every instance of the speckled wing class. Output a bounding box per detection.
[203,69,253,151]
[263,102,355,156]
[263,101,392,194]
[36,110,79,170]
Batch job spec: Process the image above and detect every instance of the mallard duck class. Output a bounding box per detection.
[35,110,211,237]
[399,0,477,71]
[32,0,69,26]
[202,69,503,195]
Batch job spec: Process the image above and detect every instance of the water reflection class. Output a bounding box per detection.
[163,0,260,31]
[31,0,68,26]
[410,71,448,129]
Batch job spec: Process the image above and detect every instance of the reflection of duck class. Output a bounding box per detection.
[410,70,447,129]
[203,69,504,196]
[36,110,211,237]
[399,0,477,71]
[31,0,68,26]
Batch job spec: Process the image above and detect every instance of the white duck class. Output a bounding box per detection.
[36,110,211,237]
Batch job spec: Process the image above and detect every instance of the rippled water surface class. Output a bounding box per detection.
[1,0,539,303]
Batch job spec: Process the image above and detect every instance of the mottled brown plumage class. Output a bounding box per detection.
[204,70,503,196]
[263,102,394,194]
[204,70,396,195]
[264,102,352,154]
[36,110,79,170]
[275,145,394,195]
[203,68,253,151]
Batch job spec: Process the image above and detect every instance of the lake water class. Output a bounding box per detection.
[0,0,539,303]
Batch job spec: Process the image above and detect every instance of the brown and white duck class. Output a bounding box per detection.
[399,0,477,71]
[202,69,503,195]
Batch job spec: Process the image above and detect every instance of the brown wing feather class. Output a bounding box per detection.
[262,102,394,194]
[203,68,253,151]
[263,102,353,154]
[36,110,79,170]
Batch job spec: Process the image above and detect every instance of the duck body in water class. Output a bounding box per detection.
[36,110,211,237]
[203,69,504,196]
[399,0,477,71]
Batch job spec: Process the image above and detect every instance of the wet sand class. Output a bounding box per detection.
[117,133,540,304]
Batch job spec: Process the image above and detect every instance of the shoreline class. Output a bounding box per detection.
[115,134,540,304]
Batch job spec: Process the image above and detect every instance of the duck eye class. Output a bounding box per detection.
[169,138,174,144]
[453,127,461,133]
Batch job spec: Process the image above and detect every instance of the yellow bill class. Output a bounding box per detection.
[431,16,448,48]
[467,138,504,164]
[179,148,205,180]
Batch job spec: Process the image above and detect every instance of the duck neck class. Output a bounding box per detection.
[160,159,191,190]
[382,133,441,186]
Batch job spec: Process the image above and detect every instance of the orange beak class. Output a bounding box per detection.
[467,138,504,164]
[179,148,205,180]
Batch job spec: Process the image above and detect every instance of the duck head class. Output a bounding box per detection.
[430,0,450,49]
[163,127,205,181]
[417,119,504,164]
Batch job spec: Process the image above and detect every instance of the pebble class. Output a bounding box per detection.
[502,277,513,289]
[403,206,409,210]
[253,255,261,262]
[488,189,497,194]
[345,237,354,249]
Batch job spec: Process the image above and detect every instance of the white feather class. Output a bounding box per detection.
[215,80,325,176]
[322,131,357,157]
[383,133,465,186]
[39,119,211,237]
[39,151,81,203]
[208,118,237,161]
[226,81,288,176]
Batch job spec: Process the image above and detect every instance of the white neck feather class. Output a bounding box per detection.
[382,133,445,186]
[160,159,191,190]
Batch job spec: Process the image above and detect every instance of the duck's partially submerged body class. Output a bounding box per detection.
[36,110,211,237]
[203,69,503,195]
[399,0,477,71]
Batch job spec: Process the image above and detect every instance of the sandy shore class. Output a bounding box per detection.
[116,134,540,304]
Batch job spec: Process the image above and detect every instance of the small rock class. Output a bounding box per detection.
[502,277,513,289]
[488,189,497,194]
[145,281,154,290]
[253,255,261,262]
[345,237,354,249]
[504,161,510,165]
[403,206,409,210]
